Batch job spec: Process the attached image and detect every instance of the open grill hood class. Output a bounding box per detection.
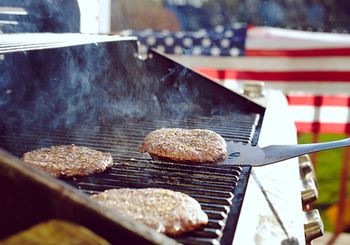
[0,34,265,244]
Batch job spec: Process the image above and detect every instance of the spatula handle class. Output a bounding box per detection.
[264,137,350,162]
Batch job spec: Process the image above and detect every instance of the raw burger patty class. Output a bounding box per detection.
[139,128,227,163]
[23,144,113,177]
[91,188,208,236]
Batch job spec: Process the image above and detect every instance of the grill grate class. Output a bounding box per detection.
[0,114,259,245]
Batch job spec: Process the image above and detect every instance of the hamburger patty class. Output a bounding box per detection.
[139,128,227,163]
[90,188,208,236]
[23,144,113,177]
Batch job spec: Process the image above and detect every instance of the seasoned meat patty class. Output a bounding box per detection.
[23,144,113,177]
[90,188,208,236]
[139,128,227,163]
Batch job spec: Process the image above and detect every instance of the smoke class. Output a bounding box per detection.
[0,40,189,132]
[0,37,247,140]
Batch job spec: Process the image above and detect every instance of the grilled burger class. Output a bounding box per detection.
[139,128,227,163]
[23,144,113,177]
[90,188,208,236]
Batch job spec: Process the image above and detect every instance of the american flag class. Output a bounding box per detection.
[122,25,350,134]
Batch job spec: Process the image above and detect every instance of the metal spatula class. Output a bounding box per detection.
[224,138,350,167]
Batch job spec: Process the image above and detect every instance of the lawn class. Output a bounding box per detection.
[298,133,350,232]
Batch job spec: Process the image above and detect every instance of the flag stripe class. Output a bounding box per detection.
[246,48,350,57]
[219,80,350,95]
[295,122,350,134]
[288,106,350,123]
[287,95,350,106]
[246,26,350,50]
[168,55,350,71]
[196,68,350,82]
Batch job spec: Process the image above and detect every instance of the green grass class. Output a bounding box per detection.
[298,133,350,231]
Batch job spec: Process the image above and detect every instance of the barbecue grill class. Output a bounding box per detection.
[0,34,320,244]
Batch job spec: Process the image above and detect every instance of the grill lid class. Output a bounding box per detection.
[0,33,137,54]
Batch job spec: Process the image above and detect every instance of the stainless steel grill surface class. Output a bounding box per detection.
[0,114,259,245]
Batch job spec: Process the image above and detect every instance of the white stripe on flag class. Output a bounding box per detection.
[289,106,350,124]
[247,27,350,50]
[166,55,350,71]
[219,80,350,95]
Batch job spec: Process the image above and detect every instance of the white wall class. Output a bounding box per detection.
[78,0,111,34]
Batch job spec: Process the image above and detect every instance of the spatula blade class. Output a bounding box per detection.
[223,141,266,166]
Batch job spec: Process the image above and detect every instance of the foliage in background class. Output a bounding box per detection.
[110,0,350,33]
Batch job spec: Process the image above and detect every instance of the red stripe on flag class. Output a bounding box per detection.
[295,122,350,134]
[287,95,350,106]
[246,48,350,57]
[196,68,239,80]
[196,68,350,82]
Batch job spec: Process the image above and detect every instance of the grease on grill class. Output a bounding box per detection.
[90,188,208,236]
[22,144,113,177]
[139,128,227,164]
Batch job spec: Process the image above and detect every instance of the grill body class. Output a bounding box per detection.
[0,36,265,244]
